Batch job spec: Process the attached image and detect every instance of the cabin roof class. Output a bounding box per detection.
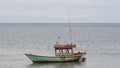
[54,44,76,49]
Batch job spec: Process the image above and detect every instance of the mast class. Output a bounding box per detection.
[65,0,73,44]
[68,22,73,44]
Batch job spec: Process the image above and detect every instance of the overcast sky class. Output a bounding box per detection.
[0,0,120,23]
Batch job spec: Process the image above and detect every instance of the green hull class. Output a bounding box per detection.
[25,54,85,63]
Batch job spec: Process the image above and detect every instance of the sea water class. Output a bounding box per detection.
[0,23,120,68]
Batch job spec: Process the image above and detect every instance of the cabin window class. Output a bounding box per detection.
[55,49,73,54]
[69,49,72,53]
[69,49,73,53]
[56,50,59,53]
[60,49,64,53]
[56,49,63,54]
[62,50,66,53]
[65,49,69,53]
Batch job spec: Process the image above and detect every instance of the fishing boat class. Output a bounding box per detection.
[25,43,86,63]
[25,0,86,63]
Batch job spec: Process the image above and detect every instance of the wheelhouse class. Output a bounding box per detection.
[54,43,76,56]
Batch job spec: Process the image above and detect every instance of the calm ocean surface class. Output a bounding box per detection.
[0,23,120,68]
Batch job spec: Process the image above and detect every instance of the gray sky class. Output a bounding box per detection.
[0,0,120,23]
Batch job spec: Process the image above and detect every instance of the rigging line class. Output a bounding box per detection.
[65,0,73,44]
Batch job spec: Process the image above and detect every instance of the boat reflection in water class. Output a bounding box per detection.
[28,62,86,68]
